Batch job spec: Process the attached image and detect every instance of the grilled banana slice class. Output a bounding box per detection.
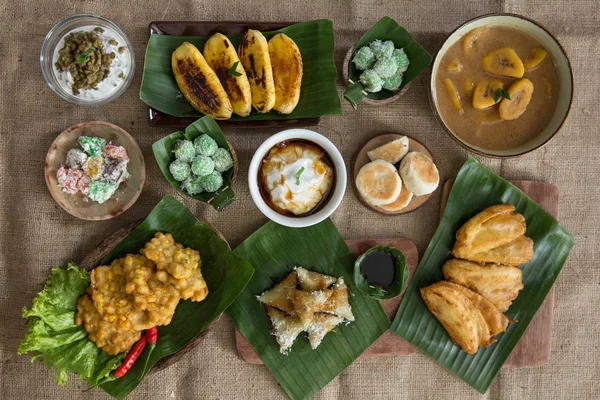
[238,30,276,113]
[203,33,252,117]
[523,48,547,71]
[472,78,504,109]
[499,78,534,120]
[442,78,463,114]
[482,47,524,78]
[172,42,232,120]
[268,33,303,114]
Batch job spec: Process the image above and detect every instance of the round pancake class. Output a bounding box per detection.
[355,160,402,206]
[378,180,414,211]
[399,152,439,196]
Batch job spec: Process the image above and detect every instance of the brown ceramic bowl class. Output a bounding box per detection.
[430,13,574,158]
[45,121,145,220]
[342,47,410,105]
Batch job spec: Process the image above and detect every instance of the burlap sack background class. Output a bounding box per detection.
[1,0,598,398]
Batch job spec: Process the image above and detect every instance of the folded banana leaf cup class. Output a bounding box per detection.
[19,195,254,399]
[343,16,433,109]
[391,157,574,393]
[227,219,390,400]
[140,19,342,122]
[353,245,409,300]
[153,115,237,211]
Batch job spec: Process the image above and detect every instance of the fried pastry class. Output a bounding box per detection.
[307,313,344,350]
[442,258,523,312]
[256,271,297,313]
[320,278,355,321]
[258,269,353,353]
[295,267,337,291]
[420,281,507,354]
[266,306,305,354]
[453,204,526,257]
[456,235,534,266]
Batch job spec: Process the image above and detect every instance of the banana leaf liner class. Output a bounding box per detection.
[98,195,254,399]
[344,16,432,108]
[391,156,574,393]
[152,115,236,211]
[227,218,390,400]
[140,19,342,121]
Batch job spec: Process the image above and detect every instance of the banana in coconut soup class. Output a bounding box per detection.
[435,25,559,151]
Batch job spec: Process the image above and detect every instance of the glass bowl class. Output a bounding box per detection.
[40,14,135,106]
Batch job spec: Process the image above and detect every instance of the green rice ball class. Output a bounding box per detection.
[372,56,398,78]
[191,155,215,176]
[370,39,394,60]
[359,70,383,93]
[352,46,375,71]
[382,71,403,92]
[194,134,218,156]
[198,171,223,193]
[391,48,410,74]
[182,176,204,195]
[174,140,195,162]
[212,147,233,172]
[169,159,191,181]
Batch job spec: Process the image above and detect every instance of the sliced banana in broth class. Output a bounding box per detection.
[499,78,534,120]
[482,47,525,78]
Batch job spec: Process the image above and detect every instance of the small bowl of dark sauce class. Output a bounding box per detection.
[354,245,408,300]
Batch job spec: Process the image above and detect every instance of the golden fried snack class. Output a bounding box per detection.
[452,204,526,257]
[256,271,298,313]
[141,232,200,279]
[169,267,208,302]
[75,295,141,355]
[421,281,496,355]
[442,258,523,312]
[455,235,534,266]
[123,254,180,326]
[89,257,154,332]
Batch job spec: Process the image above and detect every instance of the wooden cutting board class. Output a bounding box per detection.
[236,180,558,367]
[235,238,419,363]
[440,179,559,368]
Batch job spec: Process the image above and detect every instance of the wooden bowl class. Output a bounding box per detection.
[79,219,229,372]
[352,133,437,215]
[45,121,145,220]
[342,47,411,106]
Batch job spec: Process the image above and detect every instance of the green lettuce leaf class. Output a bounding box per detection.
[19,263,123,387]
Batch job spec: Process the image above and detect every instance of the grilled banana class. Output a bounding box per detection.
[172,42,232,119]
[268,33,303,114]
[238,30,276,113]
[204,33,252,117]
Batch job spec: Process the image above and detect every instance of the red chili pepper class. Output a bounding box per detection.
[141,327,158,376]
[114,334,148,378]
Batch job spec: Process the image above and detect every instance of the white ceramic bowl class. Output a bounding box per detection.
[248,129,347,228]
[430,13,573,158]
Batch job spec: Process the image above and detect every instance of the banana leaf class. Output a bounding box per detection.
[152,116,235,211]
[391,157,574,393]
[99,195,254,399]
[227,218,390,400]
[353,245,408,300]
[140,20,342,120]
[344,16,432,108]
